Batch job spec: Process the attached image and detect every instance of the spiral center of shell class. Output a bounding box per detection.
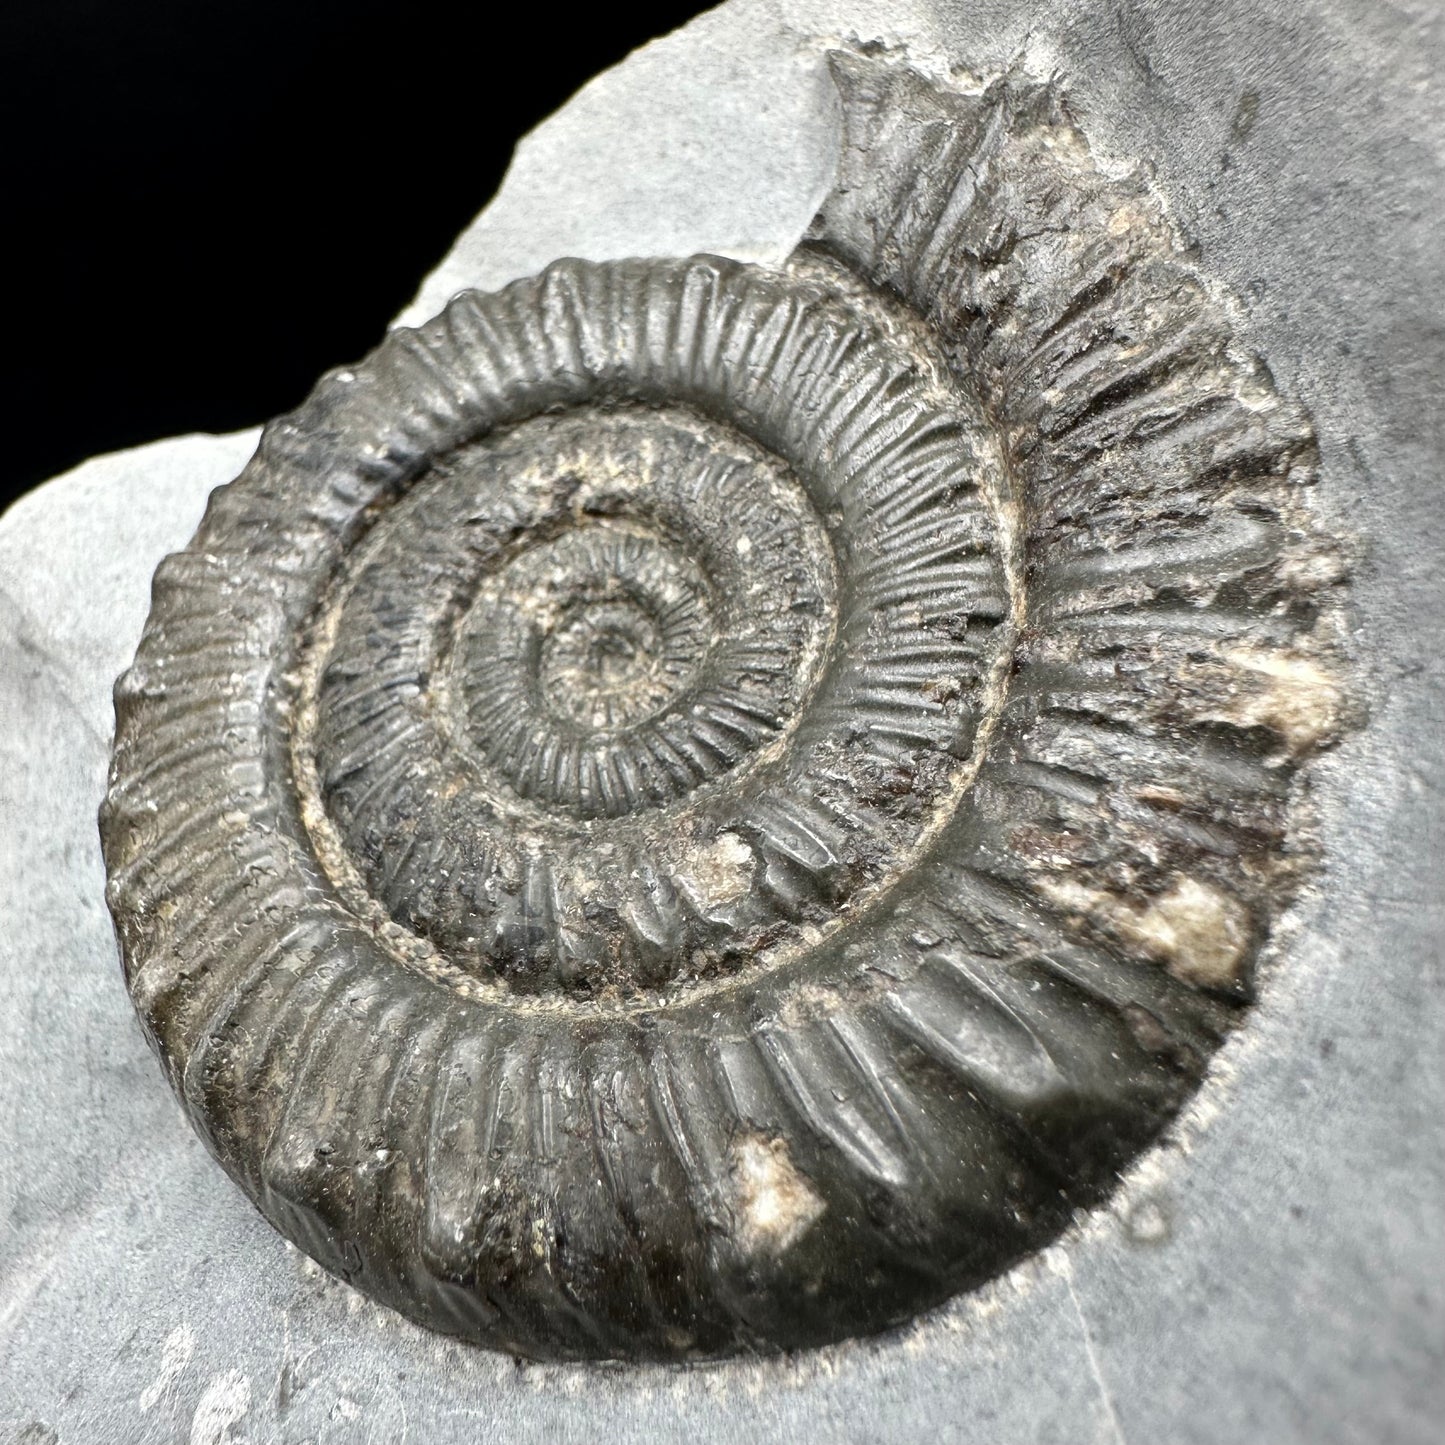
[541,599,673,726]
[455,521,720,763]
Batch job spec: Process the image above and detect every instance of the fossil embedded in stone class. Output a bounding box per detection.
[101,51,1350,1361]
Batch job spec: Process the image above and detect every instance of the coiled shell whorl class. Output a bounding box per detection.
[102,54,1350,1360]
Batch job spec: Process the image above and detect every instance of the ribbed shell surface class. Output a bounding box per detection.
[102,54,1349,1359]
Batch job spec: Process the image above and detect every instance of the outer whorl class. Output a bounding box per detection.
[101,54,1350,1360]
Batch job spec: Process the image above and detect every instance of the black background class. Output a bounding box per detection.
[1,0,706,512]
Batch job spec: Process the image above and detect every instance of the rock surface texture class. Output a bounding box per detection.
[3,0,1443,1438]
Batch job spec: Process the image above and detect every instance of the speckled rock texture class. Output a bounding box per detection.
[2,0,1442,1438]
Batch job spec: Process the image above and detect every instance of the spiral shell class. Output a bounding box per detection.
[102,54,1348,1360]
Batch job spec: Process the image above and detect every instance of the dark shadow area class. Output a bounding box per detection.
[0,0,707,508]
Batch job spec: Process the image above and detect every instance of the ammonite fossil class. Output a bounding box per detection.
[102,54,1349,1360]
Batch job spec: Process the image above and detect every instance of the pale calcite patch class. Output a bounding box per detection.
[1210,647,1344,759]
[1119,877,1254,990]
[673,832,756,911]
[727,1133,826,1257]
[1041,875,1253,991]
